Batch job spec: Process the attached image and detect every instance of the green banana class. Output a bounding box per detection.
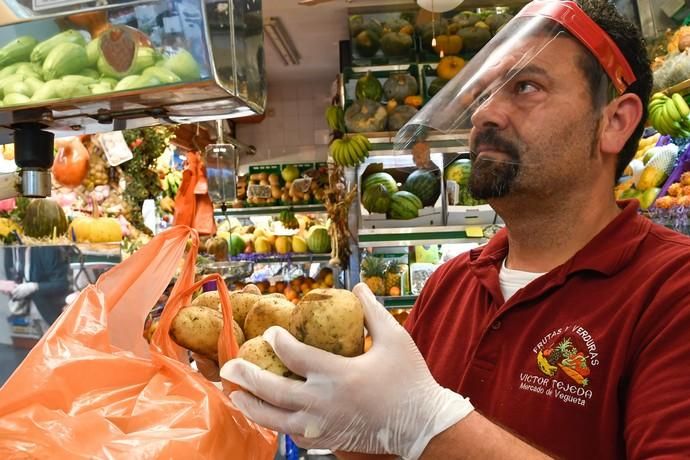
[351,134,370,160]
[665,98,682,122]
[325,105,345,132]
[330,138,346,165]
[672,93,690,118]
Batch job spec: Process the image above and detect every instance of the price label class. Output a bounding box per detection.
[247,184,272,199]
[465,226,484,238]
[33,0,94,11]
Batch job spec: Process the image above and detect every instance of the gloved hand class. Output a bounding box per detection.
[221,283,474,460]
[11,282,38,300]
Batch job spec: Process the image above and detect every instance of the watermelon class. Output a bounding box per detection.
[362,183,391,214]
[23,198,68,238]
[445,158,472,186]
[307,225,331,253]
[363,172,398,195]
[388,191,422,219]
[402,169,440,207]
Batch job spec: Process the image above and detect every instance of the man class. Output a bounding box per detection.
[222,1,690,458]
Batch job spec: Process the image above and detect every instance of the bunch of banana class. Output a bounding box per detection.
[633,132,661,161]
[648,92,690,137]
[329,134,371,167]
[325,105,345,133]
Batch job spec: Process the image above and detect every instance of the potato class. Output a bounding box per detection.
[170,306,223,360]
[237,336,290,377]
[242,284,261,295]
[228,291,261,326]
[289,288,364,357]
[232,319,246,347]
[265,293,287,299]
[244,296,296,340]
[191,291,221,311]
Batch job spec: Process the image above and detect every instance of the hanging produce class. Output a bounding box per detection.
[329,133,371,167]
[324,164,357,268]
[53,136,90,187]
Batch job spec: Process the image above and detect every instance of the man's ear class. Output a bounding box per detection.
[599,93,643,155]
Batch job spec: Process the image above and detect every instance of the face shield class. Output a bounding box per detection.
[394,0,636,168]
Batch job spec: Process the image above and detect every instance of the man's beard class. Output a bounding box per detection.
[469,128,521,200]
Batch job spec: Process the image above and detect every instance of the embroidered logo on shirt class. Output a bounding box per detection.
[519,325,600,407]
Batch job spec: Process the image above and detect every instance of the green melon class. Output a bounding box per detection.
[402,169,440,207]
[23,198,68,238]
[355,71,383,101]
[445,158,472,186]
[388,191,422,219]
[229,234,246,257]
[363,172,398,195]
[362,183,391,214]
[307,225,331,253]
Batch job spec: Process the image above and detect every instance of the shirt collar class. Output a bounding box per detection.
[469,199,650,278]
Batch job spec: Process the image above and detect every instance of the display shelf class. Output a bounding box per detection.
[214,204,327,217]
[377,295,418,309]
[230,253,332,264]
[358,225,486,248]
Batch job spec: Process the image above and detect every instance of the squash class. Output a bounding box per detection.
[428,78,448,97]
[436,56,465,81]
[353,30,380,58]
[387,105,418,131]
[345,99,387,133]
[433,34,463,56]
[53,136,89,187]
[383,72,418,103]
[383,18,413,36]
[380,32,413,57]
[418,19,448,53]
[355,71,383,101]
[68,216,122,243]
[23,199,68,238]
[457,26,492,52]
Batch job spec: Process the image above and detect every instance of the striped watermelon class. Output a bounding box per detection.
[362,183,391,214]
[402,169,440,207]
[307,225,331,253]
[363,172,398,195]
[388,191,422,219]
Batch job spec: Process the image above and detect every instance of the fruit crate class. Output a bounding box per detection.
[348,6,419,67]
[358,152,444,229]
[443,153,498,225]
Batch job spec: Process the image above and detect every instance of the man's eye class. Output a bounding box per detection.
[516,81,539,94]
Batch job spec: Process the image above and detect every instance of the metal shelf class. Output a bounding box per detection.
[358,225,486,248]
[377,295,418,309]
[214,204,326,217]
[230,253,332,264]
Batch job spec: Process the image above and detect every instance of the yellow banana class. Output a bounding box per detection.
[536,351,558,377]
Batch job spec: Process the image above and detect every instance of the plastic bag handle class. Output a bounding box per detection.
[151,272,239,366]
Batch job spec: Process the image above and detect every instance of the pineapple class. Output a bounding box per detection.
[361,256,387,296]
[385,260,402,293]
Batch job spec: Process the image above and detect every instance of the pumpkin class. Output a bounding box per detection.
[53,136,89,187]
[353,30,380,58]
[428,78,448,97]
[433,34,463,55]
[404,95,423,108]
[387,105,418,131]
[355,71,383,101]
[456,26,492,52]
[349,15,383,39]
[383,72,418,103]
[345,99,387,133]
[383,18,413,35]
[380,32,413,57]
[205,236,229,261]
[68,216,122,243]
[23,199,68,238]
[418,19,449,53]
[436,56,465,81]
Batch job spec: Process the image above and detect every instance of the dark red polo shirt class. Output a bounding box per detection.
[406,201,690,459]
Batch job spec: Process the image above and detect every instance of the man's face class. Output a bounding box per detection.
[468,36,603,200]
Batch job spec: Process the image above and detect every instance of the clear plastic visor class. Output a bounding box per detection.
[394,16,610,166]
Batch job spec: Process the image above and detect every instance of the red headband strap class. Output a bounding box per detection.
[517,0,636,94]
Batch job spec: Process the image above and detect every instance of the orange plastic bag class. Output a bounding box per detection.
[0,226,276,459]
[174,151,216,236]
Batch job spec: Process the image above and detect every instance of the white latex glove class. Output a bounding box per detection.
[11,282,38,300]
[221,283,474,460]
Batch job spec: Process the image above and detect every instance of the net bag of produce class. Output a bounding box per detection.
[0,225,276,459]
[174,151,216,236]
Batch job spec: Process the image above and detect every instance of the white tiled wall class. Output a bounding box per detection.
[235,79,333,171]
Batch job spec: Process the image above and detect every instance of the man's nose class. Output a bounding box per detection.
[469,91,510,131]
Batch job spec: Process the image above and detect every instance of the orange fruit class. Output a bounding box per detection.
[389,286,401,296]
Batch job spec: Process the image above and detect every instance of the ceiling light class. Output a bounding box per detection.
[263,17,301,65]
[417,0,464,12]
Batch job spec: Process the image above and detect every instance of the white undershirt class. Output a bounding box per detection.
[499,258,545,302]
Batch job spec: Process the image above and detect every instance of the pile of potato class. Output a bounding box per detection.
[168,284,365,378]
